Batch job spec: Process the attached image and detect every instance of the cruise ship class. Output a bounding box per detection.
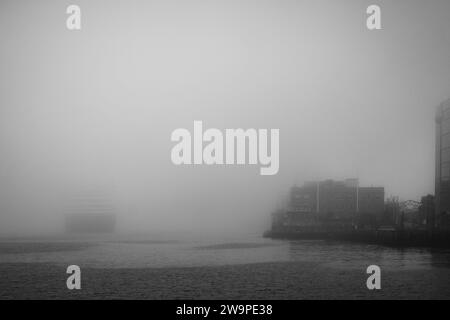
[64,190,116,234]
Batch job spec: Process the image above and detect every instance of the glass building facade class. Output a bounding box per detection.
[436,99,450,228]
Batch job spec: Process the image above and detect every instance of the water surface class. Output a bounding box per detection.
[1,234,449,299]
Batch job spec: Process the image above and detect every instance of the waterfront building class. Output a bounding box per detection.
[289,184,317,213]
[358,187,385,216]
[279,179,385,230]
[436,99,450,229]
[317,179,358,219]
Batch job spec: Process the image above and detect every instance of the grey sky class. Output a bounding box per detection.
[0,0,449,235]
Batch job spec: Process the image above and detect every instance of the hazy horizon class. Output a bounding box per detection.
[1,0,450,235]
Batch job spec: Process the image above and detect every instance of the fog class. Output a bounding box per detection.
[1,0,449,236]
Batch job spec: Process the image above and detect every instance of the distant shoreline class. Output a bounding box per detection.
[264,229,450,249]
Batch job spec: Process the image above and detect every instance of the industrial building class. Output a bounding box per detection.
[290,179,384,217]
[274,179,385,231]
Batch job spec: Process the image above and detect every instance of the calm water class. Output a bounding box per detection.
[1,234,450,299]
